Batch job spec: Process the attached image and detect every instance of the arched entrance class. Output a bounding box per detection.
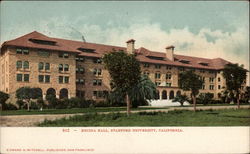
[59,88,68,99]
[155,90,160,99]
[169,90,175,99]
[46,88,56,98]
[176,90,181,97]
[162,90,167,99]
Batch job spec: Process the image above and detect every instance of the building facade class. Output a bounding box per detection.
[0,31,231,101]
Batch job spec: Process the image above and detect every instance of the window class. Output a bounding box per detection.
[80,79,85,84]
[45,63,50,70]
[166,83,171,87]
[59,64,63,71]
[166,73,171,80]
[200,69,205,73]
[166,66,172,70]
[209,70,214,74]
[76,90,85,98]
[59,52,69,58]
[23,74,29,82]
[39,62,44,70]
[76,56,85,62]
[178,67,185,71]
[16,49,22,54]
[39,75,44,82]
[209,77,214,83]
[209,85,214,90]
[93,79,102,86]
[155,72,161,79]
[93,91,98,97]
[16,61,22,69]
[76,67,85,74]
[64,76,69,83]
[45,75,50,83]
[16,48,29,55]
[202,85,205,90]
[93,68,102,76]
[155,82,161,86]
[218,85,221,89]
[16,74,22,81]
[64,64,69,71]
[143,71,150,76]
[59,76,64,83]
[23,61,29,69]
[143,63,150,68]
[38,51,50,57]
[218,77,221,82]
[93,58,102,64]
[155,64,161,69]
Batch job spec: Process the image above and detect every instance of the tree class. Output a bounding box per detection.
[178,70,203,111]
[197,93,214,105]
[0,91,9,110]
[103,50,141,116]
[222,63,247,109]
[172,94,189,106]
[16,87,42,111]
[128,75,157,108]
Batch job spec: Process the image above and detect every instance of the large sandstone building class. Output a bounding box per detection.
[0,31,231,101]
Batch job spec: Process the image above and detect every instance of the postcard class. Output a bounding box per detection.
[0,1,249,154]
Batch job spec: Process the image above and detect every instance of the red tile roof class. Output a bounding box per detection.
[1,31,230,70]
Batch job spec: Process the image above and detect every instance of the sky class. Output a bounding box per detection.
[1,1,249,83]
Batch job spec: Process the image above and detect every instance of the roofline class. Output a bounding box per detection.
[1,44,81,54]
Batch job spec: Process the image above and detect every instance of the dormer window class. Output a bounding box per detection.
[78,48,95,53]
[29,39,56,46]
[179,59,190,64]
[147,56,164,60]
[199,62,209,66]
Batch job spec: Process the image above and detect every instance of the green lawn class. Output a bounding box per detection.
[0,107,164,116]
[38,108,250,126]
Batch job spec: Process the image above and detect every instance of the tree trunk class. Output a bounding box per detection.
[126,94,131,116]
[192,94,196,112]
[27,100,30,111]
[237,93,240,109]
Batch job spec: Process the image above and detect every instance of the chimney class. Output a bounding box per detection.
[165,45,175,61]
[126,39,135,54]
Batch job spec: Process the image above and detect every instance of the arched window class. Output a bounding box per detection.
[176,91,181,97]
[46,88,56,98]
[162,90,167,99]
[154,90,160,99]
[39,62,44,70]
[169,91,175,99]
[23,61,29,69]
[59,64,63,71]
[16,61,22,68]
[64,64,69,71]
[59,88,68,99]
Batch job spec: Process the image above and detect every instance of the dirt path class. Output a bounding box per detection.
[1,105,249,127]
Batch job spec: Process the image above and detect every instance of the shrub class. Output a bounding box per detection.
[37,98,46,109]
[16,100,25,109]
[80,99,94,108]
[46,95,59,109]
[30,101,39,110]
[3,103,18,110]
[94,101,111,107]
[0,91,9,110]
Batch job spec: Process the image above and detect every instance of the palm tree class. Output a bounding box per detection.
[128,75,157,108]
[109,75,157,108]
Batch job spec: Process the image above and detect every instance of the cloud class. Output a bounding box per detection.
[1,17,249,85]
